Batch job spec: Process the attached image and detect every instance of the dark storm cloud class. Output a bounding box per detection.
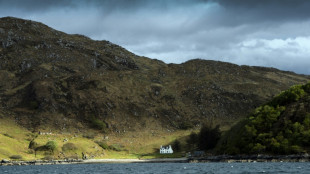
[2,0,310,24]
[0,0,310,74]
[216,0,310,24]
[0,0,75,12]
[2,0,310,20]
[0,0,197,11]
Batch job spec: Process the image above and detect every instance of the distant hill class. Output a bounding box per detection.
[217,82,310,154]
[0,17,309,134]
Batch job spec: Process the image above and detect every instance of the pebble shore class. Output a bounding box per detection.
[2,155,310,166]
[0,158,188,166]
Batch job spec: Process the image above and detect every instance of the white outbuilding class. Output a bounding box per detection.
[159,145,173,154]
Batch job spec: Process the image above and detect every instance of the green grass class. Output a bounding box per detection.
[0,118,194,160]
[0,118,34,160]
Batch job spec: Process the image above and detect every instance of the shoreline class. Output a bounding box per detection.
[83,158,188,163]
[2,155,310,166]
[0,158,189,166]
[188,154,310,163]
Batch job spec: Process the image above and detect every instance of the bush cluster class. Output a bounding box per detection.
[186,124,221,151]
[95,141,109,149]
[62,143,78,151]
[9,155,22,160]
[220,83,310,154]
[31,141,58,155]
[95,141,123,151]
[89,116,108,132]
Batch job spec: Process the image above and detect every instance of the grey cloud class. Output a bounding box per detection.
[2,0,310,21]
[0,0,310,74]
[0,0,75,12]
[0,0,201,13]
[192,0,310,30]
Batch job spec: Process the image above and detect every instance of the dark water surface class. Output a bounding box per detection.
[1,162,309,174]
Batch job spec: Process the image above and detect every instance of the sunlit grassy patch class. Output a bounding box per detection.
[0,118,33,160]
[0,117,195,160]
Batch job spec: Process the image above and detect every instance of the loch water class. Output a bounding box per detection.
[1,162,309,174]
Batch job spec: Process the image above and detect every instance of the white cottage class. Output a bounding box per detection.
[159,145,173,154]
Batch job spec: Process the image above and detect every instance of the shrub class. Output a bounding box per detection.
[109,144,122,151]
[9,155,22,160]
[291,145,304,153]
[29,140,39,149]
[3,133,14,138]
[270,85,305,107]
[186,132,199,150]
[179,121,194,130]
[83,132,96,139]
[302,82,310,93]
[42,155,54,161]
[172,140,181,152]
[251,143,266,153]
[29,101,39,109]
[34,141,58,156]
[218,82,310,155]
[62,143,78,151]
[90,116,108,132]
[45,141,57,153]
[198,124,221,150]
[95,141,109,149]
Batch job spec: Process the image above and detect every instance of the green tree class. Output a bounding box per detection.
[186,132,198,150]
[270,85,305,106]
[251,143,266,153]
[172,140,181,152]
[45,141,57,153]
[90,116,108,132]
[198,125,221,150]
[303,114,310,129]
[28,140,38,149]
[291,145,303,153]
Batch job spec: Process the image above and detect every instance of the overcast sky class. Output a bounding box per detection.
[1,0,310,75]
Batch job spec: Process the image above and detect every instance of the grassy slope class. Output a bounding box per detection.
[0,116,192,160]
[0,118,32,160]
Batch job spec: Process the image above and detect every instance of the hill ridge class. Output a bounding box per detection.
[0,17,309,133]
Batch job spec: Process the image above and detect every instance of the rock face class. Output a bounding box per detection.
[0,17,309,132]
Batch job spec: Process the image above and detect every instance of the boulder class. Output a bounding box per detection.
[1,159,10,163]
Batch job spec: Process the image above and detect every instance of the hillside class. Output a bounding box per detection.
[217,82,310,155]
[0,17,309,134]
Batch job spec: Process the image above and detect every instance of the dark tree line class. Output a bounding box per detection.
[186,124,221,151]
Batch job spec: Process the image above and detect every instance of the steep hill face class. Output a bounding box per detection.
[217,83,310,154]
[0,17,309,133]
